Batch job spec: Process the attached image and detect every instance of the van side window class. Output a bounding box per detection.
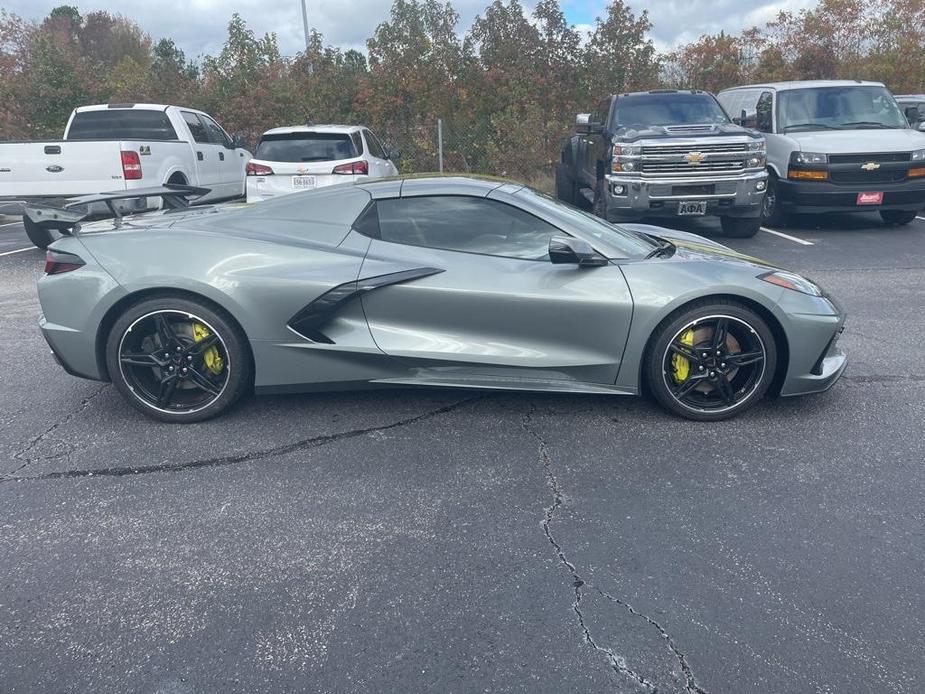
[756,92,774,132]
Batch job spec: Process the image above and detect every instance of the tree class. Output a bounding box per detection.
[584,1,659,96]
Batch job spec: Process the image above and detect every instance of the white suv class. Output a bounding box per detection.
[718,80,925,227]
[245,125,399,203]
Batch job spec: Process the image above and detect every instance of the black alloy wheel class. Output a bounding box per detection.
[646,302,777,421]
[106,297,251,422]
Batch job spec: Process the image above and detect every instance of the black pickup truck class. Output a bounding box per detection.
[556,90,769,237]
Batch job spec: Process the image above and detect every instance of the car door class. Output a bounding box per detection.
[180,111,224,201]
[355,188,634,386]
[199,113,247,198]
[362,129,394,178]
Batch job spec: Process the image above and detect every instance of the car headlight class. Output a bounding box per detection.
[759,270,823,296]
[911,148,925,161]
[791,151,827,165]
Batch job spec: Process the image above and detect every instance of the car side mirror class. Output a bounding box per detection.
[232,135,248,149]
[387,148,402,161]
[575,113,592,134]
[548,236,607,267]
[905,106,919,123]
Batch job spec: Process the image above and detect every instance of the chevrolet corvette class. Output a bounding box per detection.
[29,177,847,422]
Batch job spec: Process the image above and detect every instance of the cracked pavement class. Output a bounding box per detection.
[1,212,925,692]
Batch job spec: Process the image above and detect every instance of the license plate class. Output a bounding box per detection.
[857,191,883,205]
[678,201,708,216]
[292,175,316,189]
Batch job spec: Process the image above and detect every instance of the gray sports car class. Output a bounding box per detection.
[30,177,846,423]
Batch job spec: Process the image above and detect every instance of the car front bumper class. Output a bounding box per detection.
[602,170,768,220]
[778,292,848,397]
[777,178,925,214]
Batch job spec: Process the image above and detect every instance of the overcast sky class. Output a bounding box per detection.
[3,0,816,58]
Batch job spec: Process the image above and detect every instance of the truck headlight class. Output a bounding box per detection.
[613,144,641,156]
[747,155,767,168]
[746,140,766,153]
[792,151,827,164]
[911,148,925,161]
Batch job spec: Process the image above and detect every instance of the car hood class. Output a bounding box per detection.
[788,128,925,153]
[621,223,777,269]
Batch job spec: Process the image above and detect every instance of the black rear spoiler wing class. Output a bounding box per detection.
[23,184,210,235]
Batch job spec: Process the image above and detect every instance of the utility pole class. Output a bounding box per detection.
[300,0,310,50]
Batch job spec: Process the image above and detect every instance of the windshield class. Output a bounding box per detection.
[612,93,730,130]
[513,187,658,258]
[255,133,357,162]
[779,86,908,132]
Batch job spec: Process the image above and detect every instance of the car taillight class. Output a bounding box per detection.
[121,150,143,180]
[332,160,369,175]
[246,161,274,176]
[44,249,85,275]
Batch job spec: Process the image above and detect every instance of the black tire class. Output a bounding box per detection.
[23,215,55,250]
[761,173,788,228]
[720,215,761,238]
[880,209,918,226]
[105,295,252,423]
[645,300,777,422]
[554,163,577,205]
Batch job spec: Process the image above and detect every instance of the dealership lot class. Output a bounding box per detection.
[1,213,924,693]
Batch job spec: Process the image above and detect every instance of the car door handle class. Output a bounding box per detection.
[197,151,203,161]
[219,152,225,161]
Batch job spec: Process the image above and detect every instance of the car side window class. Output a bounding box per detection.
[364,129,386,159]
[371,196,562,261]
[181,111,209,144]
[199,114,233,147]
[351,131,364,155]
[756,91,774,132]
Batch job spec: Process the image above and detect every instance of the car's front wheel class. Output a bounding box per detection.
[645,301,777,421]
[761,173,788,228]
[105,295,252,422]
[880,209,918,226]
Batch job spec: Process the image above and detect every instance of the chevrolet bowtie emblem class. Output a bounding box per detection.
[685,151,705,164]
[861,162,880,171]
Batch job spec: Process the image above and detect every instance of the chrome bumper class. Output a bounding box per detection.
[603,170,768,217]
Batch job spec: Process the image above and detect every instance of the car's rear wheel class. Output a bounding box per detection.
[23,215,55,250]
[880,209,918,226]
[645,301,777,421]
[105,296,252,422]
[720,215,761,238]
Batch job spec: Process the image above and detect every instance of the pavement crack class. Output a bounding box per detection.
[1,396,480,483]
[4,385,108,478]
[596,589,708,694]
[522,405,661,692]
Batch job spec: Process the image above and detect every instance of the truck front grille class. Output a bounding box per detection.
[641,143,749,156]
[640,160,747,175]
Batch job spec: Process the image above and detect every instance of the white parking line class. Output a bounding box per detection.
[0,221,23,227]
[916,216,925,222]
[760,226,814,246]
[0,247,33,257]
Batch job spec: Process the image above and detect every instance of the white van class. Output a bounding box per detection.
[718,80,925,227]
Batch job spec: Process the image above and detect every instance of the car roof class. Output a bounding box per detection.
[260,124,365,136]
[614,89,712,98]
[356,174,515,199]
[720,80,886,93]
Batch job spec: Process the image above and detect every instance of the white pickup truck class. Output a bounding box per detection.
[0,103,252,247]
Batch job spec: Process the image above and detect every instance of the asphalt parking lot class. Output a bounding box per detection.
[1,211,924,693]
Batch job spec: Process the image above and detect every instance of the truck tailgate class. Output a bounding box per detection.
[0,141,127,198]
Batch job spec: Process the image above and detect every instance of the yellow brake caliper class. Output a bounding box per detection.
[192,322,224,376]
[672,328,694,383]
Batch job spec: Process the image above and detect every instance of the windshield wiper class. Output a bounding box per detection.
[644,238,676,259]
[839,121,895,129]
[784,123,842,132]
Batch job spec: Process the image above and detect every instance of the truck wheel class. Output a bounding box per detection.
[555,164,577,205]
[761,174,788,228]
[23,216,55,250]
[720,216,761,238]
[880,210,917,226]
